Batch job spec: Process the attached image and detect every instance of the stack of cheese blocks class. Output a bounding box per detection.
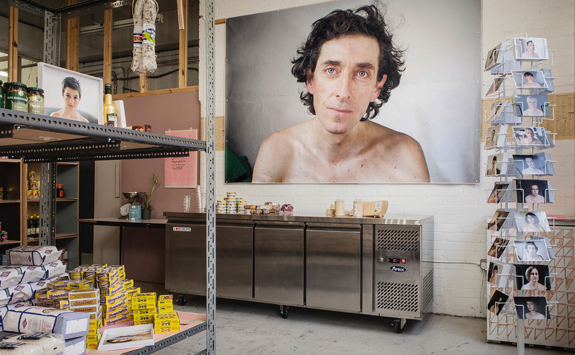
[68,288,102,350]
[132,292,157,327]
[154,295,179,334]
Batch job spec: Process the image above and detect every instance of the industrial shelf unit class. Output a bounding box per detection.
[0,107,214,354]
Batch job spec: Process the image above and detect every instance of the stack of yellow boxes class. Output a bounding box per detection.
[68,288,102,350]
[154,295,179,334]
[132,292,157,326]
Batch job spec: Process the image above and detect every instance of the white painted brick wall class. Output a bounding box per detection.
[197,0,575,317]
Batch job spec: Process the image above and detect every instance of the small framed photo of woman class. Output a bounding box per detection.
[514,240,550,262]
[514,264,551,291]
[516,211,550,233]
[38,62,104,125]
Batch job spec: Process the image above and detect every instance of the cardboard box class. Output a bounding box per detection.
[362,200,388,217]
[69,289,100,300]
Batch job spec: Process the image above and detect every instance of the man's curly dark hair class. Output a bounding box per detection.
[291,4,405,121]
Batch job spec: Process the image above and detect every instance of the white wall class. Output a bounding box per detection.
[198,0,575,317]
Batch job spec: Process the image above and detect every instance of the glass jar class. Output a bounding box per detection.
[27,87,44,115]
[3,82,28,112]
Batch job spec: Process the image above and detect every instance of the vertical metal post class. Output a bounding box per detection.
[39,163,56,246]
[43,10,60,66]
[205,0,216,353]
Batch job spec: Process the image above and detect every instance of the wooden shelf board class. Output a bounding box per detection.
[0,200,20,203]
[0,240,21,245]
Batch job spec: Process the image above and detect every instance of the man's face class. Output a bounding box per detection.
[526,157,535,168]
[525,74,534,83]
[307,34,386,135]
[530,184,539,196]
[527,97,537,109]
[527,42,535,52]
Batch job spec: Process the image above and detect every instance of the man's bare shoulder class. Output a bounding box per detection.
[364,122,430,182]
[252,121,312,183]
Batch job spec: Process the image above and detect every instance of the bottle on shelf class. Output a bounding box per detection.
[103,84,117,127]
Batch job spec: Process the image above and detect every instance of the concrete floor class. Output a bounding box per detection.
[155,296,570,355]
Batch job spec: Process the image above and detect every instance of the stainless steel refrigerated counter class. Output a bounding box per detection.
[165,212,434,332]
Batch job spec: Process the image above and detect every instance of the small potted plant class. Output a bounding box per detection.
[142,173,160,220]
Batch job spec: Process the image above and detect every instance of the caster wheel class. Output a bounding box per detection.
[393,318,406,333]
[280,305,289,319]
[177,294,188,306]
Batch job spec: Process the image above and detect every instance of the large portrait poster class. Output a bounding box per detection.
[225,0,481,183]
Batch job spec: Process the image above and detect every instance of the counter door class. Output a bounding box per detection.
[216,223,254,300]
[306,223,362,312]
[166,222,206,295]
[254,222,305,306]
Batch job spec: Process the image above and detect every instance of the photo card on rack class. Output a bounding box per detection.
[487,290,509,316]
[487,235,510,257]
[512,153,554,176]
[513,126,546,146]
[531,235,556,259]
[488,261,510,288]
[511,70,548,89]
[487,182,513,204]
[486,125,508,149]
[485,77,505,96]
[484,43,502,71]
[514,38,549,60]
[486,102,505,124]
[514,264,551,291]
[513,94,550,117]
[515,211,550,233]
[515,179,554,204]
[542,69,555,93]
[491,41,521,75]
[514,296,550,320]
[486,153,511,176]
[514,240,551,263]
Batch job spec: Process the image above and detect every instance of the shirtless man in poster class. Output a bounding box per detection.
[252,5,429,183]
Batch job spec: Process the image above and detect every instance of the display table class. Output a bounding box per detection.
[79,218,167,263]
[87,311,206,355]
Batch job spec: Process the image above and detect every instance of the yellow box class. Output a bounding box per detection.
[154,325,180,334]
[49,280,69,290]
[133,308,157,316]
[132,292,156,303]
[105,297,128,313]
[156,312,178,320]
[100,282,124,297]
[100,290,127,306]
[133,313,154,323]
[158,294,173,304]
[104,305,130,320]
[89,318,102,331]
[97,267,119,281]
[158,304,174,314]
[123,279,134,289]
[132,303,156,311]
[69,298,99,308]
[69,289,100,300]
[103,312,132,326]
[126,287,140,299]
[55,299,70,309]
[35,292,48,303]
[68,280,92,291]
[47,289,70,300]
[72,305,99,314]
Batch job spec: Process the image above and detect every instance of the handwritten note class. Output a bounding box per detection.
[164,129,198,188]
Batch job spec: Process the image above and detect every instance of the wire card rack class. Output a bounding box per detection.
[483,34,565,353]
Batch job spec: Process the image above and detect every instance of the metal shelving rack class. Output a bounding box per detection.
[0,108,215,354]
[2,1,217,353]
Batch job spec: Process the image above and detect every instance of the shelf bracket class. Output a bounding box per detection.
[0,124,15,139]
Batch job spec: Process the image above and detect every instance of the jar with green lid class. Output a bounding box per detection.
[27,87,44,115]
[3,82,28,112]
[0,80,3,108]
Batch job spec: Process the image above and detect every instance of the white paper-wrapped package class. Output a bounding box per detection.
[0,340,44,355]
[64,336,86,355]
[0,267,24,290]
[3,333,65,355]
[0,301,35,322]
[29,281,49,296]
[0,285,33,307]
[18,266,46,285]
[42,261,65,280]
[2,307,89,339]
[6,247,62,266]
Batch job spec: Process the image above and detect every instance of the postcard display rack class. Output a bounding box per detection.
[484,36,575,350]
